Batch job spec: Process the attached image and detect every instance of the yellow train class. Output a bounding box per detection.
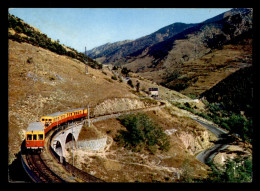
[25,108,87,150]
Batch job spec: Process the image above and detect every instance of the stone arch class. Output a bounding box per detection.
[65,133,76,150]
[54,140,64,157]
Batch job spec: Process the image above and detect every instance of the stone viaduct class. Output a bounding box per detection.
[51,122,83,162]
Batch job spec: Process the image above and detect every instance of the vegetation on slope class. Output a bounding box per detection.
[201,66,253,142]
[8,13,102,69]
[201,66,253,118]
[115,113,170,154]
[205,157,252,183]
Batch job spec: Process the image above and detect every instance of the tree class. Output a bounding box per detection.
[121,67,131,77]
[127,79,134,88]
[136,81,140,92]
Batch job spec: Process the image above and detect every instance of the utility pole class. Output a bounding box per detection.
[72,126,74,174]
[87,104,90,127]
[85,46,89,74]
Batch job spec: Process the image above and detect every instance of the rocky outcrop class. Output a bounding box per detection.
[177,128,217,155]
[93,98,146,116]
[213,144,252,165]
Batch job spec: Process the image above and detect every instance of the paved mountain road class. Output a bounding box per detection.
[192,118,228,138]
[192,117,230,164]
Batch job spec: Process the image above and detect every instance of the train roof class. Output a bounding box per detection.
[41,108,85,118]
[26,122,44,132]
[66,108,85,112]
[42,111,67,118]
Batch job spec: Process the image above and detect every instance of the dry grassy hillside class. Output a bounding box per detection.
[137,42,251,96]
[8,39,195,165]
[68,108,215,182]
[8,39,137,164]
[8,39,225,183]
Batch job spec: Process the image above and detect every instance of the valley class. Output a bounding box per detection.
[88,8,252,98]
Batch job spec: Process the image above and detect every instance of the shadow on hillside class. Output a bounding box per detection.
[8,142,32,183]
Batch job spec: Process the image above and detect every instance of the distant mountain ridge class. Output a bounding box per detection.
[87,22,197,64]
[87,8,251,65]
[87,8,252,96]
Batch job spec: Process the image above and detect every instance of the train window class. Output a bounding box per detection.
[33,135,37,140]
[49,119,52,122]
[42,118,45,121]
[38,134,43,140]
[27,134,32,140]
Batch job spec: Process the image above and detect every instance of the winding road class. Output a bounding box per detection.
[192,117,230,164]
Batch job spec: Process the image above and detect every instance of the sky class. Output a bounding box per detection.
[9,8,231,52]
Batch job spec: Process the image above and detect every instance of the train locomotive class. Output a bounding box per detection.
[25,107,87,150]
[25,122,45,150]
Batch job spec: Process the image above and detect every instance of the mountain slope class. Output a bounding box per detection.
[8,13,102,69]
[87,22,196,64]
[87,8,252,97]
[8,39,139,163]
[120,8,253,96]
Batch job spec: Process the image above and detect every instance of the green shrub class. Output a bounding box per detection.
[121,67,131,77]
[127,79,134,88]
[115,113,170,154]
[111,75,117,80]
[14,25,23,33]
[206,157,252,183]
[67,51,76,58]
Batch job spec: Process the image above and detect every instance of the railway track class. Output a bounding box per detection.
[21,101,165,183]
[24,153,65,183]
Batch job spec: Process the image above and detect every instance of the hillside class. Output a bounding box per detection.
[9,38,218,183]
[8,38,199,165]
[8,13,102,69]
[87,8,252,97]
[87,22,196,65]
[8,39,130,163]
[201,66,253,118]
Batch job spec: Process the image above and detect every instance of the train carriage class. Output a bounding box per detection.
[25,122,45,150]
[66,108,87,121]
[41,111,67,134]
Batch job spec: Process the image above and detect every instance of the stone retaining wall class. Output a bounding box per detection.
[77,137,107,151]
